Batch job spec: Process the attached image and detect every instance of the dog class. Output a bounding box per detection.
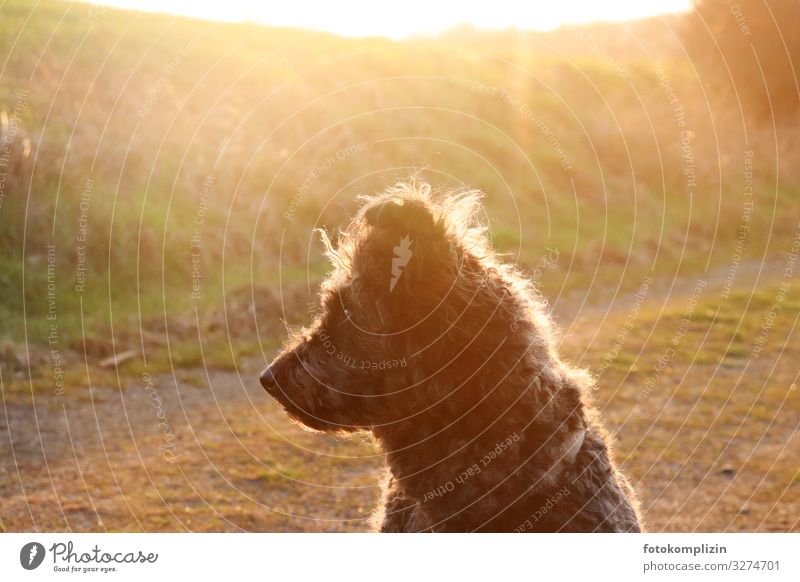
[261,181,642,532]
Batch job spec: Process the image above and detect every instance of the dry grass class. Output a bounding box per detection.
[2,0,799,357]
[1,0,799,533]
[2,280,797,532]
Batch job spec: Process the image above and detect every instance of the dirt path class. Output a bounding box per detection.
[0,367,383,532]
[1,262,798,532]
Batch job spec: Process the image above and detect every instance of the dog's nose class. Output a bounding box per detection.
[260,366,277,390]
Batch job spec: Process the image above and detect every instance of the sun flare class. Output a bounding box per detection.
[77,0,692,38]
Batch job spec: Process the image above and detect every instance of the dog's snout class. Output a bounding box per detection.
[260,366,277,390]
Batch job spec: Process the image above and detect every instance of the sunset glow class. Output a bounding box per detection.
[77,0,693,38]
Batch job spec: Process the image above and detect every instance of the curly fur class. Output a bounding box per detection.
[261,181,642,532]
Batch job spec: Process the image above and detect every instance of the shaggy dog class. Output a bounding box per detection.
[261,182,642,532]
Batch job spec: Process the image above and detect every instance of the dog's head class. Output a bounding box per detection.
[261,182,524,432]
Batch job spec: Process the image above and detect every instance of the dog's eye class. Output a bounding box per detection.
[344,308,352,319]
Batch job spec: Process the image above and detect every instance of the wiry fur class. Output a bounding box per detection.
[261,181,642,532]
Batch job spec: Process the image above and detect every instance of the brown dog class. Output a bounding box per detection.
[261,182,642,532]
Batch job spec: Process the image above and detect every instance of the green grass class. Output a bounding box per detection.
[1,0,799,382]
[3,282,796,531]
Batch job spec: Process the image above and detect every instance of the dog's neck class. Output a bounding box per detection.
[375,358,588,531]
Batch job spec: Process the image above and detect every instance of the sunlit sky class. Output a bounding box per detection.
[80,0,693,39]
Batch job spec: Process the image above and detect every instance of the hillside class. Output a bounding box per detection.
[0,0,798,533]
[1,0,798,370]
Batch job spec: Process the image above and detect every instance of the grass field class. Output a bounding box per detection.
[1,0,799,531]
[2,273,798,531]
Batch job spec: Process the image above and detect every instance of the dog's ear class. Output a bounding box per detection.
[364,197,439,236]
[354,196,455,315]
